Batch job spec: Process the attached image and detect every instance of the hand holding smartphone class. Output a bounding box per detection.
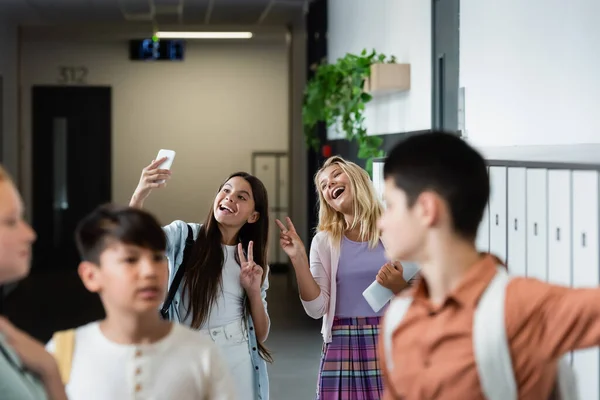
[155,149,176,184]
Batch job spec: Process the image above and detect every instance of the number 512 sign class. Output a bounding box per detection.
[57,66,89,84]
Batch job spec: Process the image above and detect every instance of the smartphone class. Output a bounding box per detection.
[362,281,394,312]
[155,149,176,183]
[362,261,420,312]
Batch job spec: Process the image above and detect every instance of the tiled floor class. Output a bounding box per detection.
[266,273,323,400]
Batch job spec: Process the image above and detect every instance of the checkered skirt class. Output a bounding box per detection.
[316,316,384,400]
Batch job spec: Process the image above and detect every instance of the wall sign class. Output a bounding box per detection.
[57,66,88,84]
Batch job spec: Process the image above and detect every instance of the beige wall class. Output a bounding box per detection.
[19,29,289,228]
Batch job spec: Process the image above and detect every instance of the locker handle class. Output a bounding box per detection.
[533,222,538,236]
[556,227,560,241]
[495,214,499,226]
[514,218,518,231]
[582,232,586,248]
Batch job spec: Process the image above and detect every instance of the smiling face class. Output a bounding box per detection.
[213,176,259,228]
[317,164,353,215]
[0,180,37,284]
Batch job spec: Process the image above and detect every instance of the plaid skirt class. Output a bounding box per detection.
[316,316,383,400]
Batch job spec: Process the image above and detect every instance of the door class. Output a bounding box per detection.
[32,86,112,271]
[488,167,507,262]
[507,168,526,276]
[5,86,111,341]
[252,152,289,270]
[432,0,460,131]
[526,169,548,280]
[571,170,600,399]
[547,170,572,287]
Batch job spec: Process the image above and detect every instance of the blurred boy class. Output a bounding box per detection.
[47,204,234,400]
[377,132,600,399]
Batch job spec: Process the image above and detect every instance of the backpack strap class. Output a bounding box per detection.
[555,357,579,400]
[52,329,75,384]
[383,296,413,372]
[473,266,517,400]
[160,224,195,320]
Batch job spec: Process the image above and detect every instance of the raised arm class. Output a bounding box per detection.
[129,157,171,208]
[276,218,329,318]
[508,279,600,362]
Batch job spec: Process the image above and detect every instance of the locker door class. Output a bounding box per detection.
[489,167,507,262]
[476,167,490,252]
[507,168,526,276]
[571,170,600,399]
[547,170,572,287]
[372,160,385,204]
[526,169,548,280]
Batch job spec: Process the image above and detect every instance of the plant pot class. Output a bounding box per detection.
[364,63,411,94]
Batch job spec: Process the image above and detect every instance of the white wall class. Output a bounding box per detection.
[461,0,600,147]
[20,33,289,226]
[0,21,18,176]
[327,0,432,139]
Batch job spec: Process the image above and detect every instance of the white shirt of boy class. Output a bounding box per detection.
[47,321,235,400]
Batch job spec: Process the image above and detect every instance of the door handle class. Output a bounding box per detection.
[495,214,499,226]
[514,218,518,231]
[582,232,586,248]
[533,222,538,236]
[556,227,561,241]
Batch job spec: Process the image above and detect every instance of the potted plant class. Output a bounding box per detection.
[302,49,409,174]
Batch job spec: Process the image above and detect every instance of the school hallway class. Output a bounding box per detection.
[267,272,323,399]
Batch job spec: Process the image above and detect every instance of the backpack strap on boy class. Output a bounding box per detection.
[474,266,579,400]
[382,296,413,372]
[52,329,76,384]
[160,224,194,320]
[473,266,517,400]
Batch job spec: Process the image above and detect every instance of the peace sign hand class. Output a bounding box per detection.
[238,241,263,296]
[275,217,306,260]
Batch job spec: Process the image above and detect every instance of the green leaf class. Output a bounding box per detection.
[302,50,393,163]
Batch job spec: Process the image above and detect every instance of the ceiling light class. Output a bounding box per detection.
[156,31,253,39]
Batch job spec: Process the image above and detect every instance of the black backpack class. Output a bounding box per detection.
[160,224,195,320]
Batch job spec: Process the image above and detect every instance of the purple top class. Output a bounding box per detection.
[335,236,389,317]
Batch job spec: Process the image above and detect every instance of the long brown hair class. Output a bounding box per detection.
[182,172,272,362]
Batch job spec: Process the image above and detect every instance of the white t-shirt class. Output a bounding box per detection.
[179,245,245,329]
[46,322,235,400]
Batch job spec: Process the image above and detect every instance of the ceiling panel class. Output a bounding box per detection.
[209,4,266,25]
[215,0,270,5]
[260,2,303,25]
[24,0,125,22]
[179,0,209,23]
[153,0,182,5]
[118,0,152,14]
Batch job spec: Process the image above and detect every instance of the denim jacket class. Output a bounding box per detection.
[163,220,270,400]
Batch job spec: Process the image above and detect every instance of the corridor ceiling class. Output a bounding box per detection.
[1,0,308,25]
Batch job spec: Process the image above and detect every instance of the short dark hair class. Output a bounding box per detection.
[75,204,167,264]
[383,131,489,240]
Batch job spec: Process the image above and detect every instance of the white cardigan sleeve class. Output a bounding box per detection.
[300,233,331,319]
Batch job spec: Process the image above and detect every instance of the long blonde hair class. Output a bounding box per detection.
[314,156,383,248]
